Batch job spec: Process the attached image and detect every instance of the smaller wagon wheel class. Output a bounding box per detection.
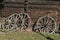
[18,13,31,31]
[34,16,56,33]
[0,14,19,31]
[1,17,14,31]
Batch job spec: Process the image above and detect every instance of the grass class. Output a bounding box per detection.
[0,31,60,40]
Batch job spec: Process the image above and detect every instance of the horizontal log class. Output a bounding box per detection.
[28,1,59,5]
[28,4,57,8]
[4,1,59,5]
[5,0,24,2]
[4,1,24,4]
[3,1,58,10]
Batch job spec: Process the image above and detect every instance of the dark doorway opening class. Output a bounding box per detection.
[58,24,60,34]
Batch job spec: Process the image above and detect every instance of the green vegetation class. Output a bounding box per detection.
[0,31,60,40]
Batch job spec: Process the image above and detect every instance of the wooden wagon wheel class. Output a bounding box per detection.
[0,13,31,32]
[0,14,19,31]
[34,16,56,33]
[18,13,31,31]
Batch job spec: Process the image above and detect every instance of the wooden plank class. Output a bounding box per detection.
[4,1,24,4]
[5,0,24,2]
[4,1,58,10]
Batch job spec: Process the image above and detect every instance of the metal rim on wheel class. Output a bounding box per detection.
[34,16,56,33]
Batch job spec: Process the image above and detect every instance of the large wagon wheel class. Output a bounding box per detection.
[34,16,56,33]
[18,13,31,31]
[0,14,19,31]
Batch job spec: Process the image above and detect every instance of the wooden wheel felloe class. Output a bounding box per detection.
[34,16,56,33]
